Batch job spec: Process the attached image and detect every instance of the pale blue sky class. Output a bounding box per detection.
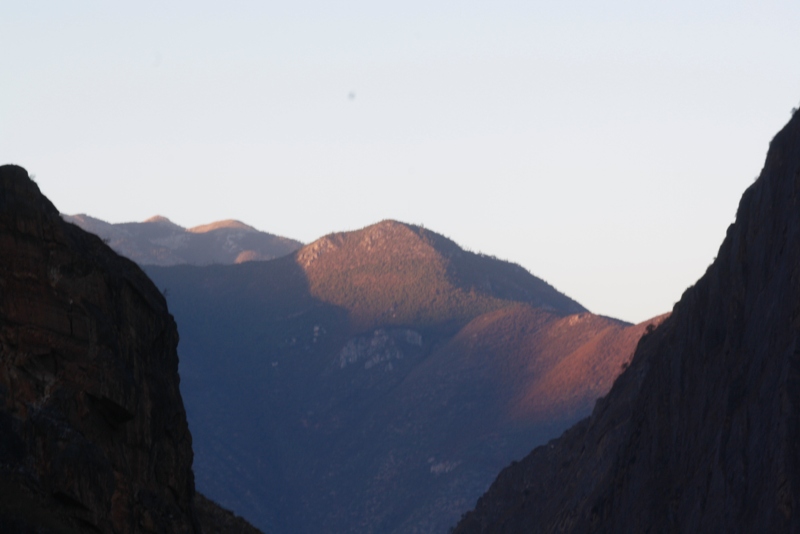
[3,1,799,323]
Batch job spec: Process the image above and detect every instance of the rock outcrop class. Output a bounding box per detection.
[453,111,800,531]
[0,165,197,532]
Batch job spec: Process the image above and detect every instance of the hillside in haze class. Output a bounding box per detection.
[146,220,663,533]
[0,165,259,533]
[63,213,302,266]
[453,109,800,532]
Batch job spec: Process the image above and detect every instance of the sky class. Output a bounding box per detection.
[3,1,800,324]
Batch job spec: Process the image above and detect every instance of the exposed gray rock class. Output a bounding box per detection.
[338,329,423,370]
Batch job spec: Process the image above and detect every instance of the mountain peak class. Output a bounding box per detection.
[296,220,433,270]
[144,215,183,227]
[65,214,303,266]
[188,219,257,233]
[366,218,408,229]
[292,219,585,331]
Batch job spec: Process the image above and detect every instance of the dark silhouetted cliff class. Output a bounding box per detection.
[454,110,800,532]
[0,165,260,533]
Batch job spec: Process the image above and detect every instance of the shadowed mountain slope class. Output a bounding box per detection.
[63,214,302,266]
[454,111,800,532]
[146,220,661,534]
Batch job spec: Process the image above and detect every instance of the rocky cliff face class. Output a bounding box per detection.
[453,112,800,532]
[0,165,197,532]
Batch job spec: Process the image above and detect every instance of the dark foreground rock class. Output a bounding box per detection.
[0,165,257,533]
[453,111,800,532]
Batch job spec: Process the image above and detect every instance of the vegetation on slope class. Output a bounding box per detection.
[145,219,654,534]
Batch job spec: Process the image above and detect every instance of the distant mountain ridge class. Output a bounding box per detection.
[145,219,663,533]
[63,213,302,266]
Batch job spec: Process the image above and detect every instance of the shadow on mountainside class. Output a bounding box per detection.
[146,222,660,534]
[147,257,351,534]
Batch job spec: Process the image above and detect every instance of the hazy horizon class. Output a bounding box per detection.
[3,1,800,323]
